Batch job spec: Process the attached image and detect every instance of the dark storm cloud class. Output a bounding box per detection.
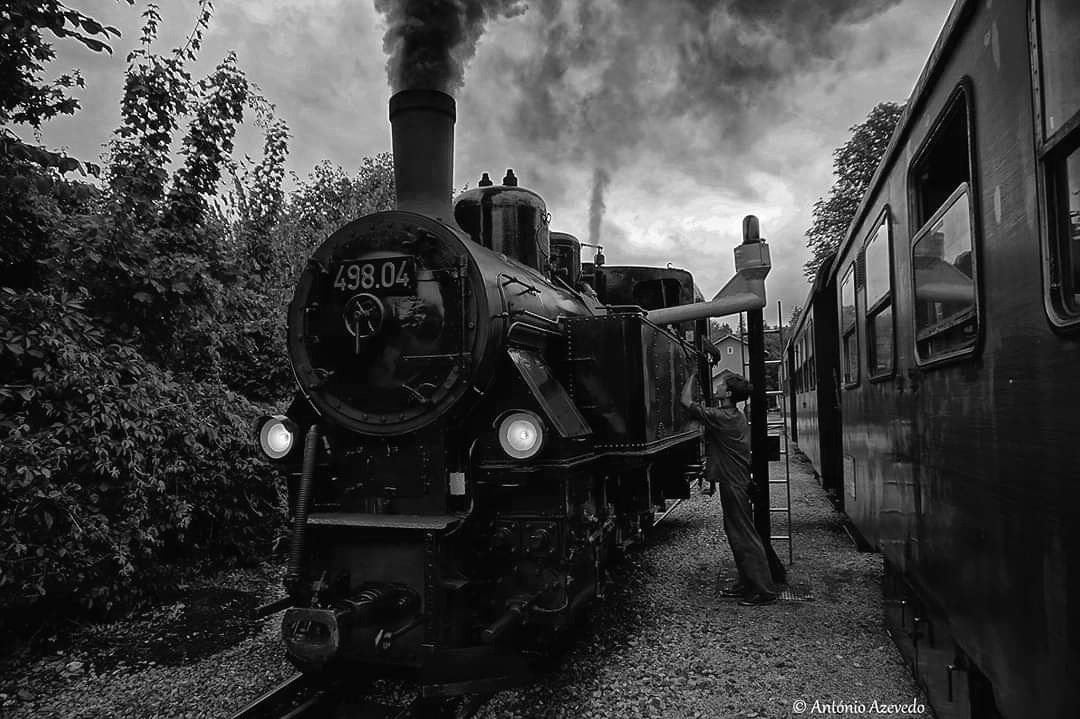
[504,0,904,172]
[374,0,527,93]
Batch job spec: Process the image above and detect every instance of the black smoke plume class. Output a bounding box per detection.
[588,166,610,246]
[374,0,526,93]
[504,0,904,182]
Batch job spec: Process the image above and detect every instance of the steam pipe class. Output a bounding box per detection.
[286,425,320,593]
[481,599,527,643]
[646,232,771,325]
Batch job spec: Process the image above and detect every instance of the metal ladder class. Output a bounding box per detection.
[738,301,793,564]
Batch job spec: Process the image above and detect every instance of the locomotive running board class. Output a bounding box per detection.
[595,429,702,456]
[305,513,460,531]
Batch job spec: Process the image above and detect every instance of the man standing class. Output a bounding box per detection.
[680,371,777,606]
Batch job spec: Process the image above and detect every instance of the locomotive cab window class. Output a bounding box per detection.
[840,264,858,387]
[864,212,894,378]
[909,83,979,363]
[632,278,682,310]
[1033,0,1080,323]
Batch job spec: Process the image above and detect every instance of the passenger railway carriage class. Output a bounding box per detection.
[786,253,842,510]
[786,1,1079,718]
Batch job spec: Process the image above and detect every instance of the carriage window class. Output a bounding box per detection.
[801,337,807,392]
[909,82,978,361]
[870,306,894,375]
[796,340,802,393]
[912,186,977,361]
[912,87,971,227]
[798,337,805,393]
[1035,1,1080,322]
[1059,149,1080,312]
[864,215,894,376]
[865,220,891,307]
[794,356,800,393]
[1037,0,1080,138]
[1043,145,1080,316]
[840,265,858,386]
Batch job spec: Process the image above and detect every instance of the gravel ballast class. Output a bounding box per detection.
[2,449,931,718]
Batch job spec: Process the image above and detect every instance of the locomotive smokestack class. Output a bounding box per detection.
[389,90,455,221]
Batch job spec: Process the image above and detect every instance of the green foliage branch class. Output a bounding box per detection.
[0,0,402,628]
[0,0,291,628]
[0,288,281,616]
[803,102,905,281]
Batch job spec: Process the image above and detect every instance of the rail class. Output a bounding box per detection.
[230,673,493,719]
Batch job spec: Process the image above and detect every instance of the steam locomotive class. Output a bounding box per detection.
[786,1,1079,717]
[253,89,771,697]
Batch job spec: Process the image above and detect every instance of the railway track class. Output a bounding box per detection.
[230,673,492,719]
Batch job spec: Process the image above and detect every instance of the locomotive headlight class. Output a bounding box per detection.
[497,411,545,459]
[257,414,298,460]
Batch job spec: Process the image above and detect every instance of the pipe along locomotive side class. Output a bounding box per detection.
[251,89,771,698]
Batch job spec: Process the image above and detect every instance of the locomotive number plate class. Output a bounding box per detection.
[331,256,415,295]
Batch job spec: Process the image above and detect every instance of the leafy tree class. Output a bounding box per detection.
[165,51,248,231]
[289,154,396,233]
[708,319,733,340]
[80,1,257,383]
[0,1,128,291]
[106,3,199,224]
[0,0,131,173]
[0,0,290,627]
[215,156,396,402]
[224,87,291,284]
[0,0,402,628]
[787,304,802,329]
[803,102,905,281]
[0,288,280,617]
[272,155,396,285]
[212,92,295,402]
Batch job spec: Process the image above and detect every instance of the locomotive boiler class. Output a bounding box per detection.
[254,89,771,697]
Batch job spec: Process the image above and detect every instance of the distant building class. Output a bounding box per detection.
[710,334,779,410]
[709,334,746,394]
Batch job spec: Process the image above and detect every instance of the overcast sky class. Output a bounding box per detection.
[33,0,954,321]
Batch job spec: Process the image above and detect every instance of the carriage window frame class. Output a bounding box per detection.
[796,337,804,393]
[840,264,859,388]
[1031,0,1080,327]
[906,80,981,367]
[910,184,979,364]
[863,209,895,380]
[797,330,804,393]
